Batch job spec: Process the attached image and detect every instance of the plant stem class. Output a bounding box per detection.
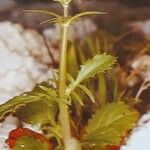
[58,3,81,150]
[58,3,72,146]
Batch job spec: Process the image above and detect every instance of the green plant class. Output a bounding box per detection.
[0,0,139,150]
[67,30,117,106]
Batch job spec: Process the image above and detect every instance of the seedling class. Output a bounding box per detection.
[0,0,138,150]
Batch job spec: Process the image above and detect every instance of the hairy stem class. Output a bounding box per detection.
[58,3,72,146]
[58,3,82,150]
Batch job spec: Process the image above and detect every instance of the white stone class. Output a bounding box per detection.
[0,21,52,104]
[121,112,150,150]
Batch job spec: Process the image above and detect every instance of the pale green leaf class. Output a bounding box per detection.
[72,92,84,106]
[83,102,138,148]
[68,11,106,25]
[77,84,95,103]
[38,85,69,104]
[76,54,116,83]
[23,9,61,18]
[0,85,68,121]
[40,18,62,25]
[66,54,116,96]
[24,9,63,25]
[67,73,75,83]
[0,94,40,121]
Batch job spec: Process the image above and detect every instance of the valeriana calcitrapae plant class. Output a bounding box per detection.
[0,0,139,150]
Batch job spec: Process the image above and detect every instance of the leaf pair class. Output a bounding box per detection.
[24,9,106,26]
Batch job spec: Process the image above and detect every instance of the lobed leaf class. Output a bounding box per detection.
[76,54,116,83]
[83,102,138,148]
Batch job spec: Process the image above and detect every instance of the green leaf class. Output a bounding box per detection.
[76,54,116,83]
[66,54,116,96]
[40,18,63,25]
[77,84,95,103]
[72,91,84,106]
[13,136,48,150]
[36,85,69,104]
[83,102,138,148]
[0,85,68,121]
[23,9,61,18]
[15,101,58,125]
[68,11,106,25]
[67,73,75,83]
[0,94,40,121]
[24,9,63,25]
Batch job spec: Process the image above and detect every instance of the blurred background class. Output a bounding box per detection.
[0,1,149,150]
[0,0,150,34]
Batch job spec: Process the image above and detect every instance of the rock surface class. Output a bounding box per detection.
[0,21,52,104]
